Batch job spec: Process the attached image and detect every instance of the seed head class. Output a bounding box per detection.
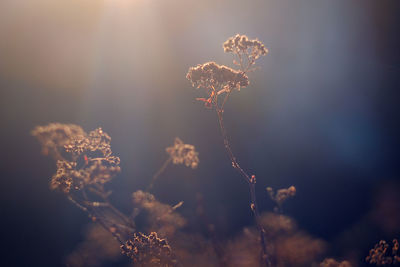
[187,61,249,92]
[166,137,199,169]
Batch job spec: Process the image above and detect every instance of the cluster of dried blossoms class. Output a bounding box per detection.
[51,128,121,193]
[366,239,400,266]
[33,123,186,266]
[186,62,249,107]
[187,34,267,109]
[223,34,268,57]
[166,137,199,169]
[266,186,296,212]
[121,232,175,267]
[223,34,268,71]
[32,124,121,193]
[147,137,199,191]
[31,123,85,160]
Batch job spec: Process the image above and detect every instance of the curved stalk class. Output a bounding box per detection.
[215,107,271,267]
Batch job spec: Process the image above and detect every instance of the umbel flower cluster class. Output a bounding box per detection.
[266,186,296,212]
[32,124,121,193]
[31,123,86,160]
[366,239,400,266]
[121,232,175,267]
[186,34,267,109]
[166,137,199,169]
[53,128,120,193]
[33,123,197,266]
[186,62,249,91]
[223,34,268,62]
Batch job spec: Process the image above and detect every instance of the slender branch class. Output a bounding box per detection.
[91,184,134,229]
[67,195,88,212]
[147,157,172,191]
[215,107,271,267]
[220,89,232,112]
[81,188,126,244]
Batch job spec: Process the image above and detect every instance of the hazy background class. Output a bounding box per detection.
[0,0,399,266]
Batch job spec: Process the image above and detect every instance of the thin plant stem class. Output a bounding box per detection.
[67,186,135,246]
[81,188,125,244]
[147,157,172,191]
[91,184,134,229]
[215,107,271,267]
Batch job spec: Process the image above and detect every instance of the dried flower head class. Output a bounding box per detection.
[267,186,296,212]
[187,34,266,109]
[187,61,249,92]
[121,232,175,266]
[366,239,400,266]
[223,34,268,71]
[50,160,76,193]
[166,137,199,169]
[65,128,112,158]
[31,123,85,160]
[44,127,120,193]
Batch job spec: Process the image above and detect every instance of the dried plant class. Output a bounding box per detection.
[148,137,199,190]
[121,232,176,267]
[266,186,296,213]
[187,62,249,108]
[166,137,199,169]
[186,35,267,110]
[223,34,268,71]
[187,33,270,266]
[366,239,400,266]
[31,123,85,160]
[31,33,366,267]
[33,124,132,238]
[32,123,180,266]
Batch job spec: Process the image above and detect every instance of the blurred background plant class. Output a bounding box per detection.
[366,239,400,266]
